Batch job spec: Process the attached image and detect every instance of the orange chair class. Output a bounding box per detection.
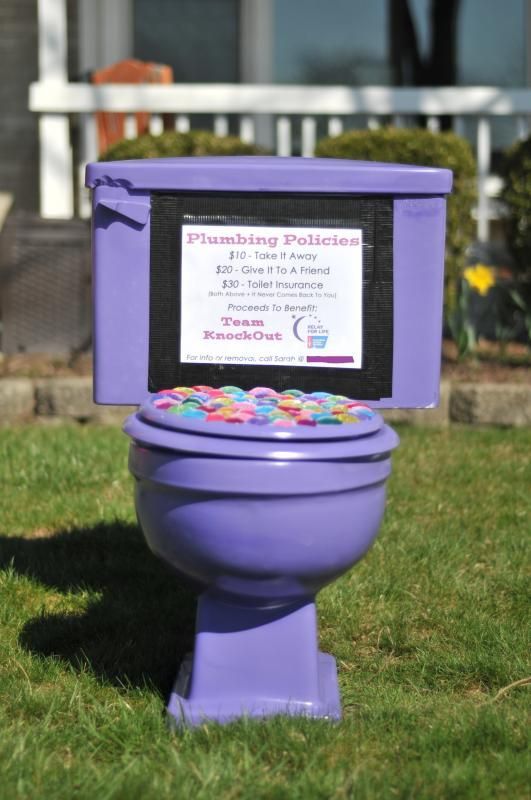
[91,59,173,153]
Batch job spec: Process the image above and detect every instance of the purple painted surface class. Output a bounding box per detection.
[92,185,151,404]
[168,599,341,726]
[87,156,450,408]
[86,155,452,194]
[129,440,392,495]
[124,409,398,460]
[378,196,447,408]
[125,412,397,724]
[132,455,390,601]
[306,355,354,364]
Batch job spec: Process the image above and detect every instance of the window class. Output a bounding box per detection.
[133,0,239,82]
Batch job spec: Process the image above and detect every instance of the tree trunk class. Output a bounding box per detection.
[389,0,460,129]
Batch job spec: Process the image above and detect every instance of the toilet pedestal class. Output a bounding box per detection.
[168,593,340,726]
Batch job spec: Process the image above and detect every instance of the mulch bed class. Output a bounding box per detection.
[441,340,530,384]
[1,341,529,384]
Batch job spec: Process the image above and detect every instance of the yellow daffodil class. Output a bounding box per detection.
[463,264,496,296]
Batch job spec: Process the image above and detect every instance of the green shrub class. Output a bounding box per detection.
[99,129,265,161]
[500,137,531,281]
[315,128,477,308]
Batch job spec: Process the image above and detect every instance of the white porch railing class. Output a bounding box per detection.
[29,81,531,239]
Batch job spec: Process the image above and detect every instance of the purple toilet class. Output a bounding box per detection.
[87,156,451,726]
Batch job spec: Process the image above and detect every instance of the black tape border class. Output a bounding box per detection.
[149,192,393,399]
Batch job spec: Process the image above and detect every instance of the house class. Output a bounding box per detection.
[1,0,531,353]
[1,0,530,236]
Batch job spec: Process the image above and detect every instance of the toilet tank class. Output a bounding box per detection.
[86,156,452,408]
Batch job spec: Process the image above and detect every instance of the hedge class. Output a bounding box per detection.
[315,128,477,308]
[500,137,531,282]
[99,130,265,161]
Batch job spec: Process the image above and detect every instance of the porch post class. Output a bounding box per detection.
[527,0,531,86]
[78,0,133,73]
[526,0,531,139]
[77,0,134,217]
[476,117,491,242]
[240,0,275,150]
[37,0,74,218]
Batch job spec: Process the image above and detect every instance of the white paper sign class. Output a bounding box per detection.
[180,224,363,369]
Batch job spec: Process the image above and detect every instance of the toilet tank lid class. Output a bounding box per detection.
[86,156,452,195]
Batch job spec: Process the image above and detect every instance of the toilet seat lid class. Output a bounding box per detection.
[127,393,398,461]
[137,394,383,442]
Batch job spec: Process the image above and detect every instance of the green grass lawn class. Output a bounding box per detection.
[0,424,529,800]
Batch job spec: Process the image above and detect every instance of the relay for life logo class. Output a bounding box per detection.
[180,224,363,369]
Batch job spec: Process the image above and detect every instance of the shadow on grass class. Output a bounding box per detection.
[0,523,197,698]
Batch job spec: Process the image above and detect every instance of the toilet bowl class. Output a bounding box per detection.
[124,396,399,726]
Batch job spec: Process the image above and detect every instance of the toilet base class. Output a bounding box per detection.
[166,593,341,727]
[168,650,340,727]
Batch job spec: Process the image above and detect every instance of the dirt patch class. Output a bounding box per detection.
[1,342,529,384]
[441,340,530,384]
[0,352,93,379]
